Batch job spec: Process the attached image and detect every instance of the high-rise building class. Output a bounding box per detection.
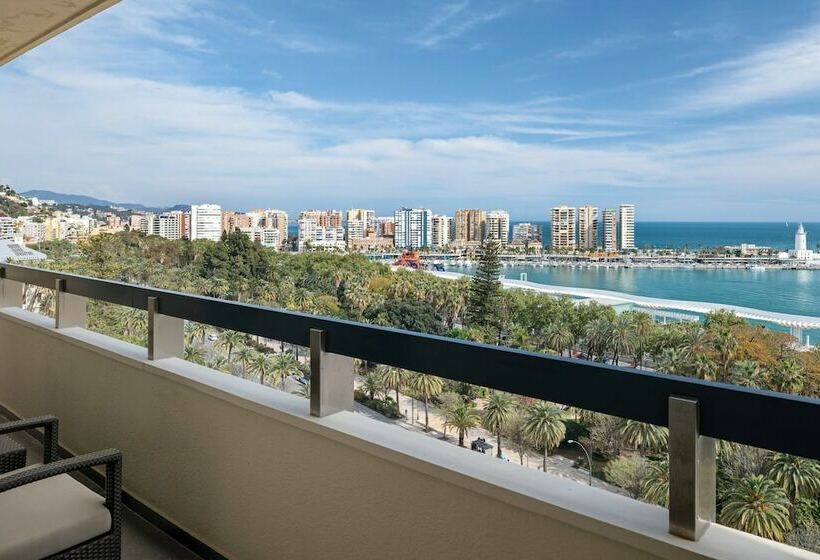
[602,208,617,253]
[486,210,510,245]
[619,204,635,250]
[550,205,577,251]
[222,211,254,233]
[299,210,343,229]
[455,209,486,243]
[394,207,432,249]
[148,212,184,240]
[578,205,598,250]
[431,215,453,248]
[189,204,223,241]
[250,209,289,247]
[375,216,395,238]
[297,217,345,252]
[512,222,541,242]
[346,209,376,241]
[0,216,14,240]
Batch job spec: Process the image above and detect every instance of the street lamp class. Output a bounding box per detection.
[567,439,593,487]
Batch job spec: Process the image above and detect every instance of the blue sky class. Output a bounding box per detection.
[1,0,820,220]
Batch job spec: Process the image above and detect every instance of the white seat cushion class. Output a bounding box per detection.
[0,473,112,560]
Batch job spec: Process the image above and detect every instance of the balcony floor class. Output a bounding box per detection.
[1,413,203,560]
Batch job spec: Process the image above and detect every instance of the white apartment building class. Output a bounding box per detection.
[0,216,14,240]
[550,205,577,251]
[578,205,598,250]
[602,208,617,253]
[241,227,281,249]
[619,204,635,250]
[512,222,540,242]
[146,212,183,240]
[19,218,45,243]
[189,204,222,241]
[431,215,453,248]
[346,209,376,240]
[249,209,288,247]
[394,207,432,249]
[298,218,345,252]
[486,210,510,245]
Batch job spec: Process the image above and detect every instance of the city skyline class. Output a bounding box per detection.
[2,1,820,219]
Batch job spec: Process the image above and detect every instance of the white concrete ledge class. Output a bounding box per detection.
[0,307,814,560]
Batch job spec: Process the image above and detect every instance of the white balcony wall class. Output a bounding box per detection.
[0,306,811,560]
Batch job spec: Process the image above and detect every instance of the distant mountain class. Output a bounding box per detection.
[21,190,187,213]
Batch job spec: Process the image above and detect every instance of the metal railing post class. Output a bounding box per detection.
[55,279,86,328]
[668,396,716,540]
[147,296,184,360]
[0,269,23,308]
[310,328,353,417]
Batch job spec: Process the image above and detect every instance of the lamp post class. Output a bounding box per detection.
[567,439,593,486]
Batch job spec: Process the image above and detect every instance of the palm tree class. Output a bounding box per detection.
[620,420,669,455]
[482,393,516,458]
[234,346,254,379]
[720,475,792,542]
[584,318,612,361]
[657,347,686,375]
[523,402,566,472]
[766,453,820,504]
[630,312,654,368]
[208,356,229,372]
[610,314,635,366]
[711,328,738,382]
[642,455,669,507]
[292,379,311,399]
[409,374,444,432]
[772,359,804,394]
[183,345,205,365]
[377,366,407,417]
[444,403,481,447]
[545,322,574,357]
[217,330,245,362]
[692,353,718,381]
[185,321,208,345]
[271,352,300,389]
[251,353,273,385]
[731,360,766,389]
[360,372,385,400]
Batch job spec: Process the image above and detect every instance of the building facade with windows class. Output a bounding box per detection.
[486,210,510,245]
[454,209,486,244]
[189,204,223,241]
[602,208,618,253]
[578,205,598,250]
[394,207,432,249]
[550,205,577,251]
[619,204,635,250]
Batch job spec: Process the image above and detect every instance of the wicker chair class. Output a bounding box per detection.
[0,417,122,559]
[0,415,60,471]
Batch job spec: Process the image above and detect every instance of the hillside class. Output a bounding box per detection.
[0,185,31,217]
[21,190,187,213]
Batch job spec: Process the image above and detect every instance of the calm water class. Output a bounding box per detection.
[447,264,820,342]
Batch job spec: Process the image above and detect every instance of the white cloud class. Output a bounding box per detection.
[680,22,820,111]
[2,0,820,219]
[408,1,506,49]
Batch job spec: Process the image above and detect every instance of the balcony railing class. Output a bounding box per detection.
[1,261,819,542]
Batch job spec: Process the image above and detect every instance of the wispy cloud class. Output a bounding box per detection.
[679,21,820,111]
[409,1,507,49]
[554,34,645,60]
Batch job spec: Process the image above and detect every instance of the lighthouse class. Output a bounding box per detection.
[795,223,807,252]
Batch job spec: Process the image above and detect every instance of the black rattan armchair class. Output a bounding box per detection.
[0,415,60,471]
[0,447,122,559]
